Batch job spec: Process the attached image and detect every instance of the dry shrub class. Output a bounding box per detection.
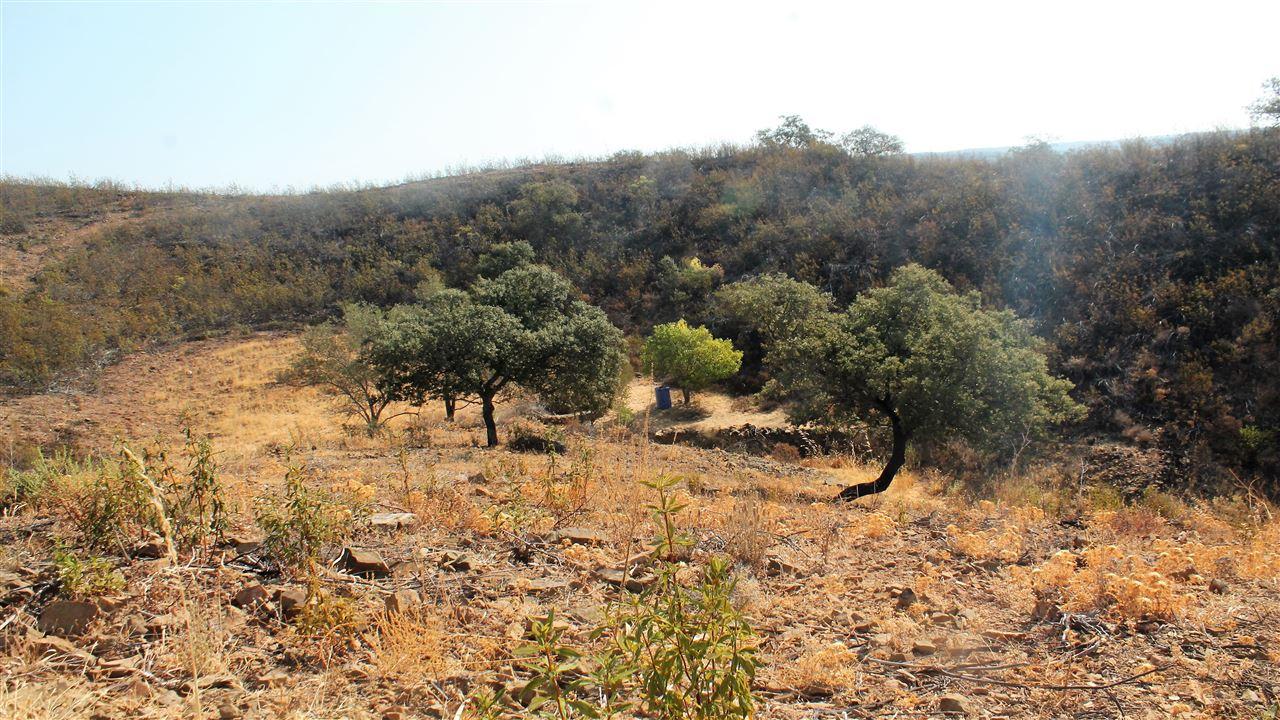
[723,494,773,569]
[777,641,862,697]
[1021,545,1189,621]
[0,677,101,720]
[769,443,801,464]
[164,599,236,680]
[946,503,1046,562]
[368,608,452,683]
[854,512,896,539]
[1096,507,1168,538]
[1236,522,1280,580]
[286,591,365,668]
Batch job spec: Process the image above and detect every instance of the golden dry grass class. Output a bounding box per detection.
[2,334,1278,719]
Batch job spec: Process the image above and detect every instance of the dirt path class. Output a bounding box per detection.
[622,378,789,432]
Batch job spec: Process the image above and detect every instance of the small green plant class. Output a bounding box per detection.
[58,455,153,552]
[507,475,758,720]
[156,428,230,548]
[255,461,361,581]
[612,557,758,720]
[612,475,757,720]
[515,612,598,719]
[291,588,363,668]
[1,449,91,511]
[53,549,125,599]
[643,474,694,561]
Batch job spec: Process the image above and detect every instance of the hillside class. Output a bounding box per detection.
[4,128,1279,492]
[1,334,1277,719]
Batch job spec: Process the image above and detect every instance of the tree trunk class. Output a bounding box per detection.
[835,407,907,501]
[481,394,498,447]
[443,396,456,421]
[681,387,691,405]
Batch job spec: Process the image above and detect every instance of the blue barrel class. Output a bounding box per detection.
[654,385,673,410]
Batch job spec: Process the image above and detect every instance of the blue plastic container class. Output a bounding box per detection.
[654,385,673,410]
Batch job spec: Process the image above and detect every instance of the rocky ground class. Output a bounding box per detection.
[1,335,1278,719]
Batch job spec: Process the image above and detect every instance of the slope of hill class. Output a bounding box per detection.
[2,128,1278,489]
[1,334,1277,719]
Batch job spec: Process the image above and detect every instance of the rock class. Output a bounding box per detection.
[549,527,608,546]
[467,471,487,484]
[1031,597,1061,621]
[132,538,168,559]
[1242,689,1262,703]
[439,550,475,572]
[912,640,938,656]
[96,596,127,613]
[623,551,655,573]
[97,655,139,679]
[226,535,262,554]
[274,587,307,619]
[929,612,956,627]
[340,548,392,577]
[385,589,421,614]
[939,693,972,715]
[842,610,876,634]
[895,588,919,610]
[765,557,802,577]
[144,613,179,637]
[218,705,243,720]
[125,679,156,700]
[256,669,289,688]
[887,651,908,663]
[981,629,1025,642]
[231,583,270,610]
[369,512,418,531]
[521,577,569,593]
[194,674,242,690]
[38,600,99,637]
[595,568,653,593]
[1209,578,1228,594]
[27,633,80,656]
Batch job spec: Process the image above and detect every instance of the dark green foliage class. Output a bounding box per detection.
[709,273,835,391]
[476,240,536,279]
[367,266,626,445]
[777,265,1083,499]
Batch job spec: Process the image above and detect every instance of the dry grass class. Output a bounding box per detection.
[2,334,1279,719]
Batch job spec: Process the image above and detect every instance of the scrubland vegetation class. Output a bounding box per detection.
[0,335,1277,718]
[0,88,1278,718]
[3,113,1278,490]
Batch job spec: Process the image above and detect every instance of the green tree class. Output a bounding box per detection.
[755,115,832,149]
[368,266,626,446]
[284,304,407,436]
[710,273,835,389]
[776,264,1083,500]
[643,320,742,405]
[838,126,905,157]
[475,240,536,279]
[1252,77,1280,125]
[656,256,724,320]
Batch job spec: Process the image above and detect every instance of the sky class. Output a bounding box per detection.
[2,0,1277,191]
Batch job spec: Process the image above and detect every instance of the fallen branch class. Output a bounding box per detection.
[862,655,1172,692]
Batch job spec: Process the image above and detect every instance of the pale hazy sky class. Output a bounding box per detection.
[2,0,1277,190]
